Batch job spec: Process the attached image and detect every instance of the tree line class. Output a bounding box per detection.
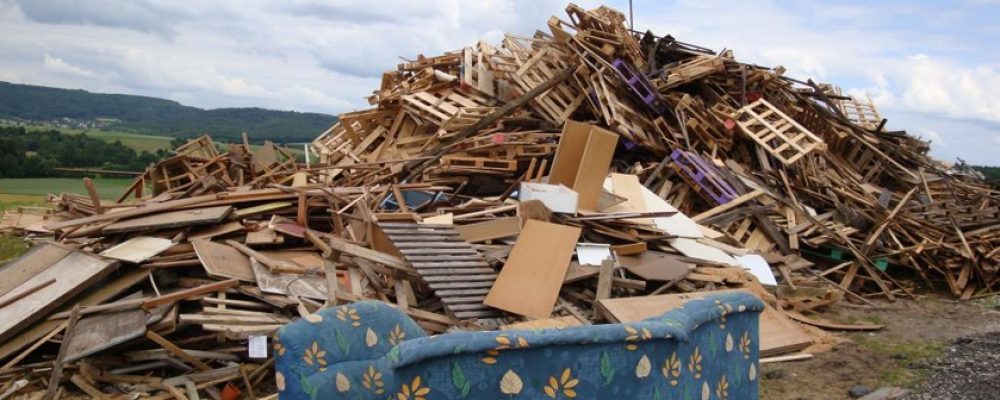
[0,126,165,178]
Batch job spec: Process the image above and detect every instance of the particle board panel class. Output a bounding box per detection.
[548,120,619,211]
[103,206,232,234]
[0,246,119,344]
[192,239,255,282]
[638,185,704,238]
[101,236,175,264]
[597,290,813,357]
[454,217,521,243]
[64,292,146,362]
[484,220,581,319]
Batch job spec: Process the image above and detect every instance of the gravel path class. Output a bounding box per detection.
[907,331,1000,400]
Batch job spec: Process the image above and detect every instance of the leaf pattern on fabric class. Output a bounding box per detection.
[395,376,430,400]
[636,354,652,378]
[543,368,579,398]
[362,365,385,395]
[600,351,615,386]
[662,351,682,386]
[500,369,523,395]
[688,346,703,379]
[452,362,471,397]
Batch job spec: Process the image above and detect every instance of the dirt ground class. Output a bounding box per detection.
[760,295,1000,399]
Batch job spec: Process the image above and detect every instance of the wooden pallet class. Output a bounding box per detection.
[834,88,882,130]
[402,89,494,128]
[377,222,501,319]
[440,156,518,171]
[510,44,586,124]
[733,99,826,165]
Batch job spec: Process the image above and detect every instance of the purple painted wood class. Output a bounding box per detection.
[670,149,739,205]
[612,58,666,114]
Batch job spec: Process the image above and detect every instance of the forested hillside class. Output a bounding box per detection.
[0,81,337,142]
[0,126,164,177]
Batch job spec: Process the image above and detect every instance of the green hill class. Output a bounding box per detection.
[0,81,337,143]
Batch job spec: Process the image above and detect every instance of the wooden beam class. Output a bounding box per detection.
[142,279,239,310]
[144,331,212,371]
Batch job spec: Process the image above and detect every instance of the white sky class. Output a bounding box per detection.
[0,0,997,164]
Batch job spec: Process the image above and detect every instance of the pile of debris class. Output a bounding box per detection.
[1,2,998,398]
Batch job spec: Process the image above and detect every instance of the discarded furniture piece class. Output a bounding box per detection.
[275,292,764,399]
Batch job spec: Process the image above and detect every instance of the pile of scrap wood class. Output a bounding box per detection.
[1,2,998,398]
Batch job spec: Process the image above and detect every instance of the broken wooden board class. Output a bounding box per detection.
[64,292,146,362]
[454,217,521,243]
[187,221,244,241]
[103,206,232,234]
[250,259,327,301]
[620,251,692,282]
[378,222,501,319]
[0,244,119,343]
[192,240,254,282]
[100,236,174,264]
[485,220,581,319]
[597,289,814,357]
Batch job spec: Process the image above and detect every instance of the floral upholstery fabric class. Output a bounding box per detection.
[275,292,764,400]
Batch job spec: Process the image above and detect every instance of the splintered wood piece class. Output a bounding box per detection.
[145,330,212,371]
[142,279,239,309]
[485,220,581,319]
[43,304,80,400]
[101,236,175,264]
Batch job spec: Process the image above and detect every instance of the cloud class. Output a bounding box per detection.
[0,0,997,164]
[42,53,94,77]
[913,129,947,147]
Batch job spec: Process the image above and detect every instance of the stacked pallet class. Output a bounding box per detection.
[0,2,997,398]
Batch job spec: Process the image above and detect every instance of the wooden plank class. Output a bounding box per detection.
[192,240,254,282]
[548,121,619,211]
[0,243,73,298]
[142,279,239,310]
[454,217,521,242]
[64,292,146,362]
[484,220,581,319]
[103,206,233,234]
[187,221,244,241]
[101,236,175,263]
[598,290,813,356]
[0,245,119,344]
[145,330,212,371]
[43,304,80,400]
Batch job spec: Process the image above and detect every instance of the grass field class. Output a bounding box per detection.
[20,125,175,154]
[0,193,45,263]
[0,177,135,199]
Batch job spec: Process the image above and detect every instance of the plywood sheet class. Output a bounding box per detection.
[101,236,174,263]
[192,240,254,282]
[573,126,618,211]
[669,237,738,266]
[103,206,232,234]
[188,221,244,241]
[64,292,146,362]
[597,290,813,356]
[620,251,692,282]
[548,120,592,188]
[484,220,580,319]
[0,246,119,343]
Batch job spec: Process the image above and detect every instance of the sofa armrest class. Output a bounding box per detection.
[274,301,426,398]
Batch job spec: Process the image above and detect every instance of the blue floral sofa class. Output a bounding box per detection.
[274,292,764,399]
